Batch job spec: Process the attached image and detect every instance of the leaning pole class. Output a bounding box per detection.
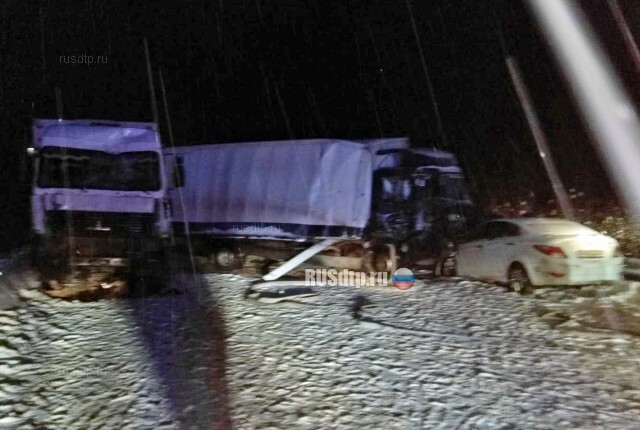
[528,0,640,228]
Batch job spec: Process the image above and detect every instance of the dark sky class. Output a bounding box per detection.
[1,0,640,245]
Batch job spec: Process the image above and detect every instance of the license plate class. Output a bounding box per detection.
[577,250,603,258]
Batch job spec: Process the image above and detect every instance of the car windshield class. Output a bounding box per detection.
[37,146,160,191]
[523,220,598,236]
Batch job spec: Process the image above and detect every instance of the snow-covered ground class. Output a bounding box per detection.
[0,261,228,429]
[217,274,640,429]
[2,255,640,429]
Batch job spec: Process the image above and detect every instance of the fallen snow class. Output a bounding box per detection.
[212,274,640,429]
[3,257,640,429]
[0,268,227,429]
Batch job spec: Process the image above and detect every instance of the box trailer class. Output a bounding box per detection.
[165,139,373,240]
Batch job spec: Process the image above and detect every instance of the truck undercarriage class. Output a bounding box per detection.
[33,233,169,299]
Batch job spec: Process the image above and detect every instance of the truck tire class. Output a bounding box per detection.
[129,246,170,297]
[215,248,239,269]
[373,244,398,276]
[435,251,457,277]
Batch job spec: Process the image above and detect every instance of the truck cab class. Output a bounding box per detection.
[370,147,477,263]
[30,119,171,294]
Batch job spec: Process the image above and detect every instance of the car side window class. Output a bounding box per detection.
[504,222,521,237]
[465,224,488,241]
[485,222,504,240]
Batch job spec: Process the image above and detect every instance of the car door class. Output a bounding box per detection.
[499,222,523,281]
[456,223,490,278]
[482,222,519,281]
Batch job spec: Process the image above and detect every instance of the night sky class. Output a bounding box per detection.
[1,0,639,250]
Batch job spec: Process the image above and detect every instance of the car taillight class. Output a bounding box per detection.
[534,245,567,258]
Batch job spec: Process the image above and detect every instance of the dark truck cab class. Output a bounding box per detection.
[370,163,477,266]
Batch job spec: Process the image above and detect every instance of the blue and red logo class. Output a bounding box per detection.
[392,268,415,290]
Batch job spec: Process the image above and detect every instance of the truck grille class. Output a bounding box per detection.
[46,211,155,238]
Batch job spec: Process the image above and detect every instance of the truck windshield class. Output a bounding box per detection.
[37,147,161,191]
[438,175,471,201]
[381,176,412,201]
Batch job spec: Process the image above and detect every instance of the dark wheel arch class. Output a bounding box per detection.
[507,261,528,278]
[507,262,533,295]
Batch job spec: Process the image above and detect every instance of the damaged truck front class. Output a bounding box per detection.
[30,120,171,297]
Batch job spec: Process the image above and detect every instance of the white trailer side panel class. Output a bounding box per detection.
[166,139,373,239]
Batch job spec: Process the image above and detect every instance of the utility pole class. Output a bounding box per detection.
[143,38,159,126]
[158,68,199,289]
[527,0,640,228]
[54,87,63,119]
[158,70,174,146]
[607,0,640,73]
[506,57,574,220]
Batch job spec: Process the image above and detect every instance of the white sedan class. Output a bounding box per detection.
[455,218,624,292]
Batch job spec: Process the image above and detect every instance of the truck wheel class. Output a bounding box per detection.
[436,251,457,277]
[215,248,238,269]
[158,245,172,291]
[373,244,398,276]
[31,240,48,273]
[129,247,170,297]
[212,247,244,272]
[127,267,146,298]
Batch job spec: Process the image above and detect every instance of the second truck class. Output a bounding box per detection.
[30,119,171,297]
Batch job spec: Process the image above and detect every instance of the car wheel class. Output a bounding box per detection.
[508,264,533,295]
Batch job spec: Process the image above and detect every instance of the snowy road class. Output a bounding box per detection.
[216,274,640,429]
[2,257,640,429]
[0,263,229,430]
